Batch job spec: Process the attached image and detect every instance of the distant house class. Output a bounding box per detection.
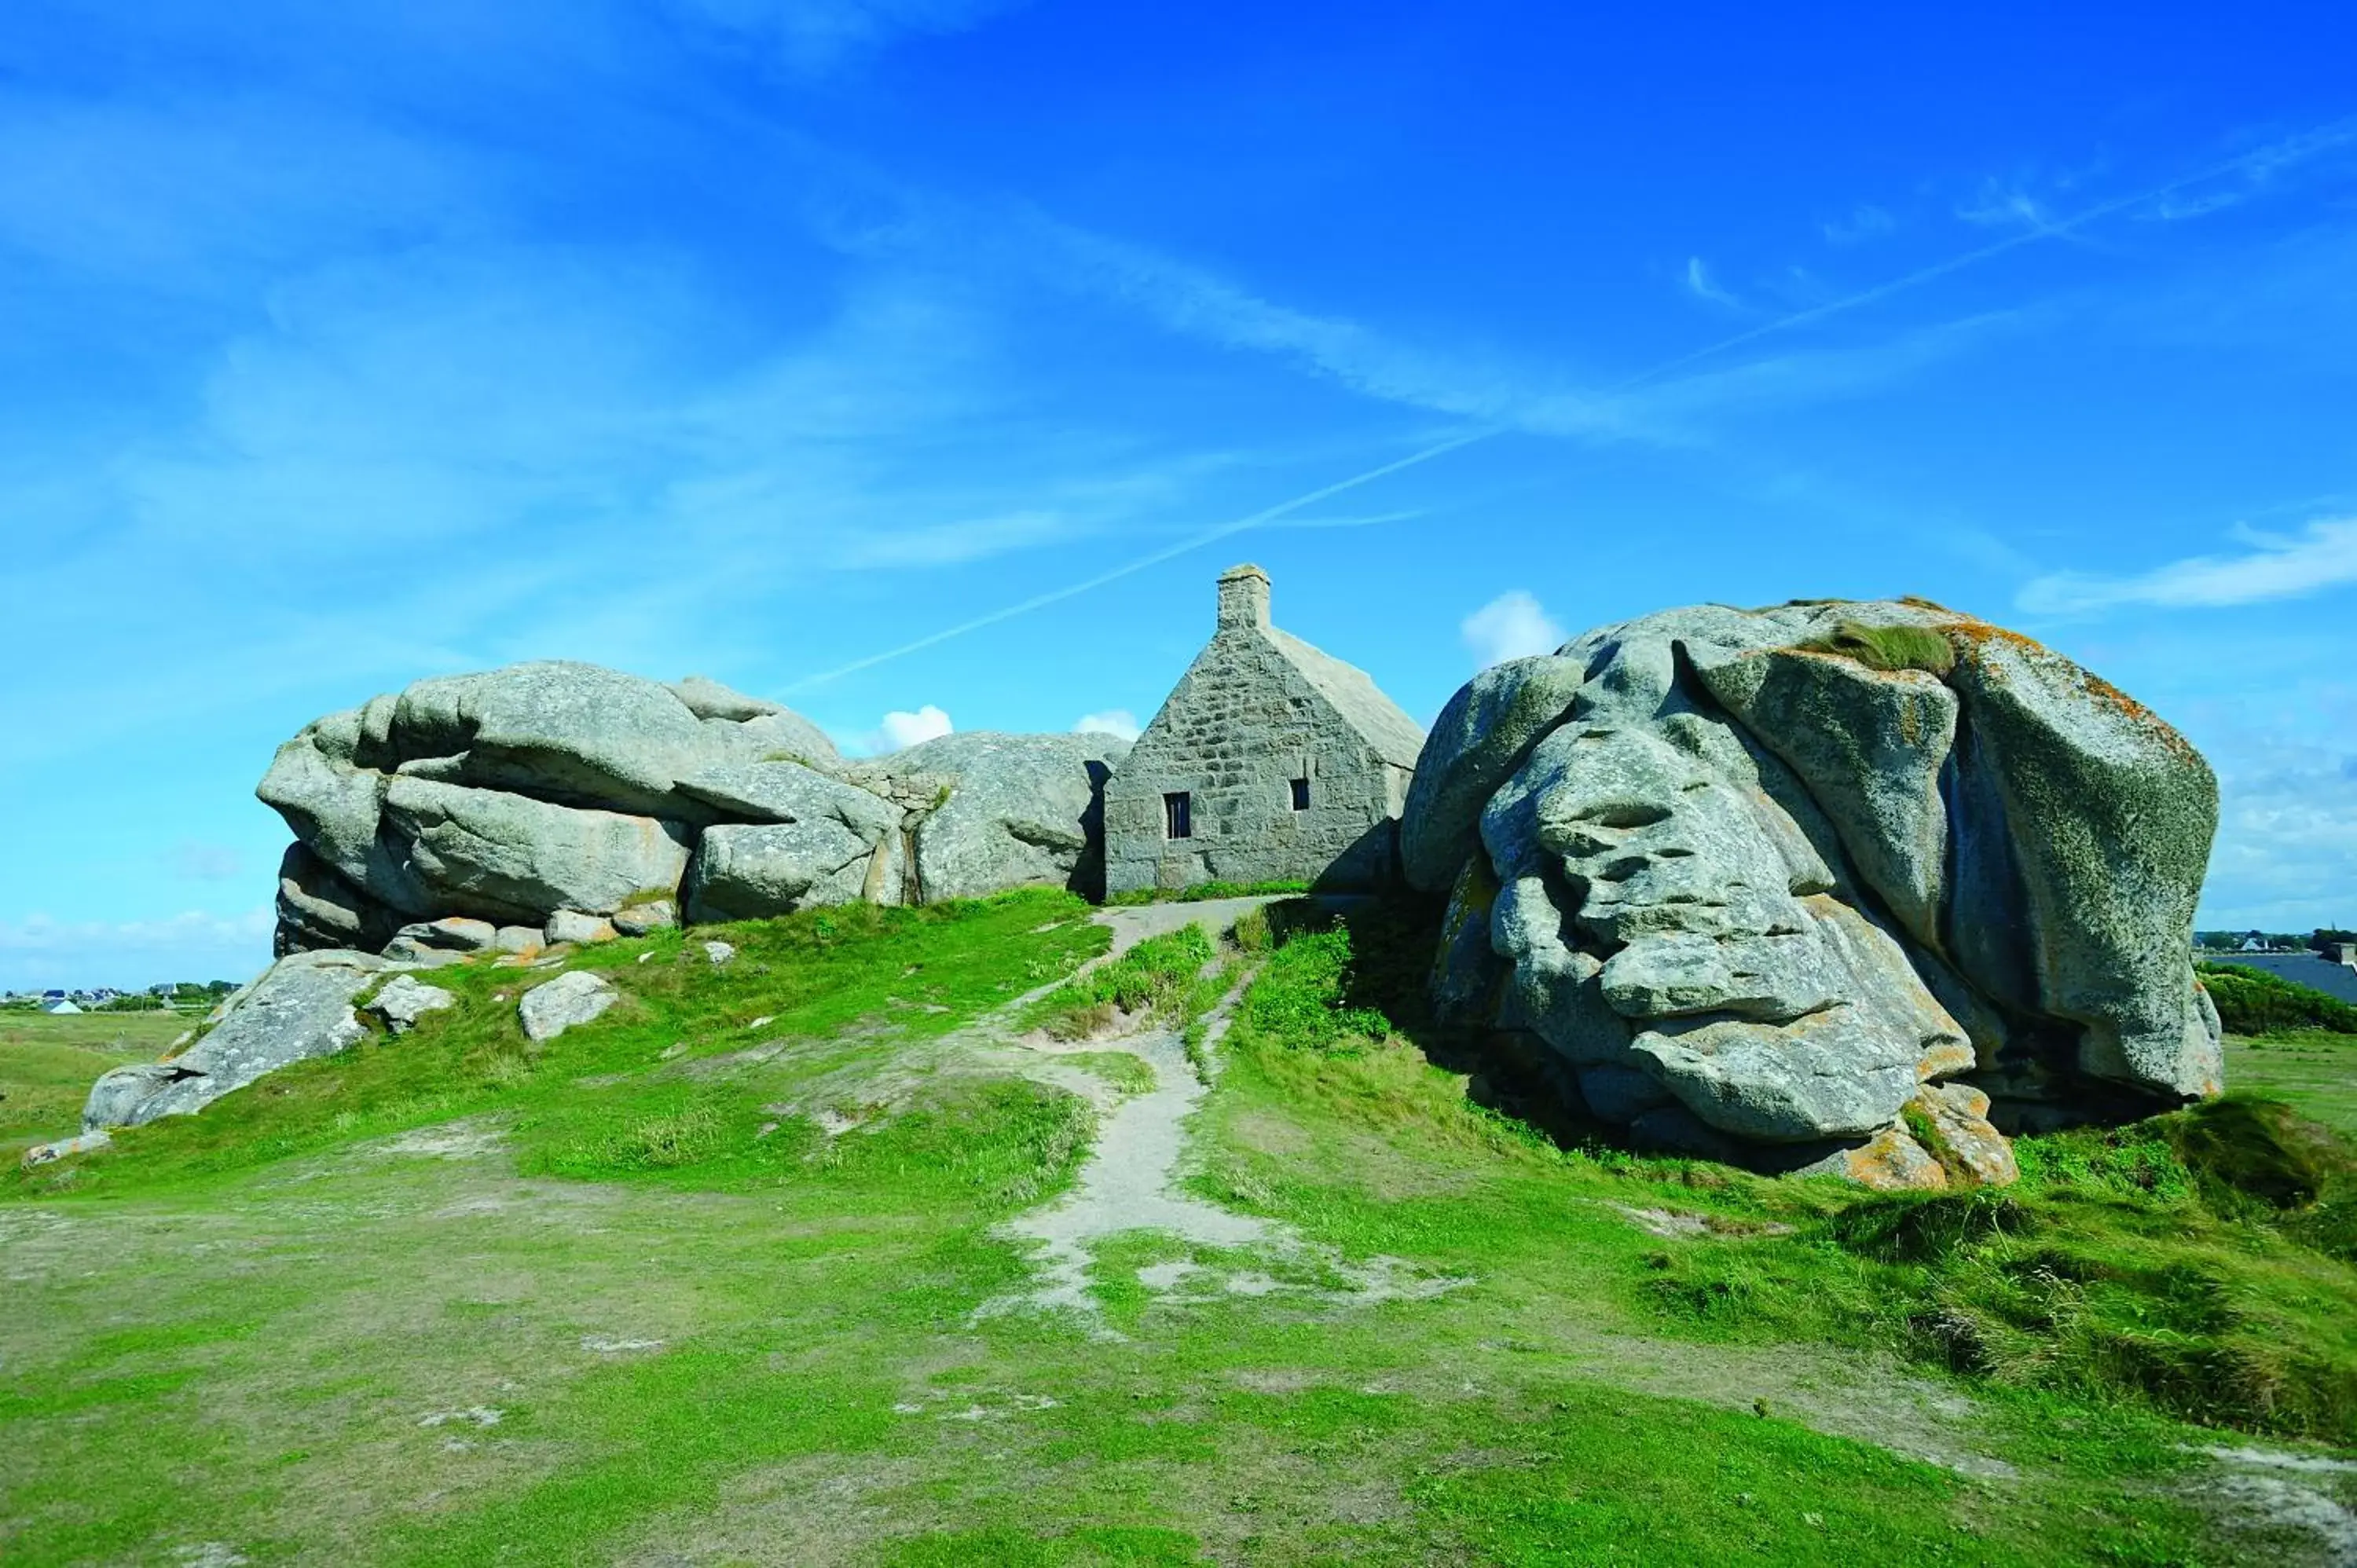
[41,998,82,1015]
[1102,565,1427,894]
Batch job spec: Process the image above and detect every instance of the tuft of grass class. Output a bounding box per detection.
[1021,925,1215,1041]
[2160,1094,2357,1211]
[1797,619,1958,676]
[1230,929,1390,1055]
[1059,1052,1157,1097]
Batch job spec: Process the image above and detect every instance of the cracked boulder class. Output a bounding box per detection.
[1409,599,2220,1188]
[83,950,391,1130]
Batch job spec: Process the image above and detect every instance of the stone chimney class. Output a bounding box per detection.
[1217,563,1270,632]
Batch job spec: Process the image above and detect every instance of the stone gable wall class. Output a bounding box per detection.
[1103,628,1403,893]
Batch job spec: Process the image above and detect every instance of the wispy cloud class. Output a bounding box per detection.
[1461,590,1566,669]
[1619,117,2357,391]
[778,121,2357,687]
[1955,181,2062,233]
[784,429,1494,690]
[1821,203,1896,245]
[1683,257,1742,310]
[2018,517,2357,614]
[659,0,1024,75]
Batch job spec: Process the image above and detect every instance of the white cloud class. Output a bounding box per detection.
[1684,257,1741,309]
[0,907,274,991]
[1073,709,1141,742]
[875,704,953,751]
[1461,591,1566,669]
[2017,518,2357,615]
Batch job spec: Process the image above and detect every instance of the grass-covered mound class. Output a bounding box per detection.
[1020,923,1219,1041]
[1226,899,2357,1445]
[11,891,1110,1202]
[2201,962,2357,1035]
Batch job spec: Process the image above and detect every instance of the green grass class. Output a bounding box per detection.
[0,1009,188,1162]
[9,891,1109,1200]
[1102,879,1310,907]
[2,892,2344,1564]
[2229,1027,2357,1134]
[1021,924,1216,1040]
[1797,618,1959,676]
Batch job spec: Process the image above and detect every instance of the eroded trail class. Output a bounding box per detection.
[978,902,1453,1329]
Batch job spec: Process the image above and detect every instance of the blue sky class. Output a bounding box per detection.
[5,0,2355,987]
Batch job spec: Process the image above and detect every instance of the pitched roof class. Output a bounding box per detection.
[1264,627,1428,769]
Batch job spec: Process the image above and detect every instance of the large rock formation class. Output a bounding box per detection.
[260,662,1129,955]
[1407,599,2220,1189]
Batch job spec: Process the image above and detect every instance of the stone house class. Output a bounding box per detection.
[1103,565,1426,894]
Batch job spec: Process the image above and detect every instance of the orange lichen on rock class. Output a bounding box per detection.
[1941,621,2204,766]
[1829,1124,1950,1192]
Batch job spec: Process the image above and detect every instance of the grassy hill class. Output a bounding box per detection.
[5,892,2357,1566]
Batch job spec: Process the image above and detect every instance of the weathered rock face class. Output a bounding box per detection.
[1409,599,2220,1188]
[852,732,1131,903]
[258,664,1131,953]
[84,950,390,1130]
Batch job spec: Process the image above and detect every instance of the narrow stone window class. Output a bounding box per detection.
[1289,777,1310,811]
[1164,791,1193,840]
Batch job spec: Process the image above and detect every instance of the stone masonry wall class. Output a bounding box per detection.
[1103,629,1401,894]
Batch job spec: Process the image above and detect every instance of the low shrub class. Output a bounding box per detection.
[2199,963,2357,1035]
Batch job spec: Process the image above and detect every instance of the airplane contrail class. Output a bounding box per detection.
[789,119,2355,691]
[783,428,1495,692]
[1616,117,2357,390]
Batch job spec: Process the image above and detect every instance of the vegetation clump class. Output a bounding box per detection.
[1226,905,1401,1056]
[1637,1103,2357,1442]
[2199,962,2357,1035]
[1796,618,1958,676]
[1023,924,1217,1040]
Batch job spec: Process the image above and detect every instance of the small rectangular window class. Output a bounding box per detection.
[1164,791,1193,840]
[1289,777,1310,811]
